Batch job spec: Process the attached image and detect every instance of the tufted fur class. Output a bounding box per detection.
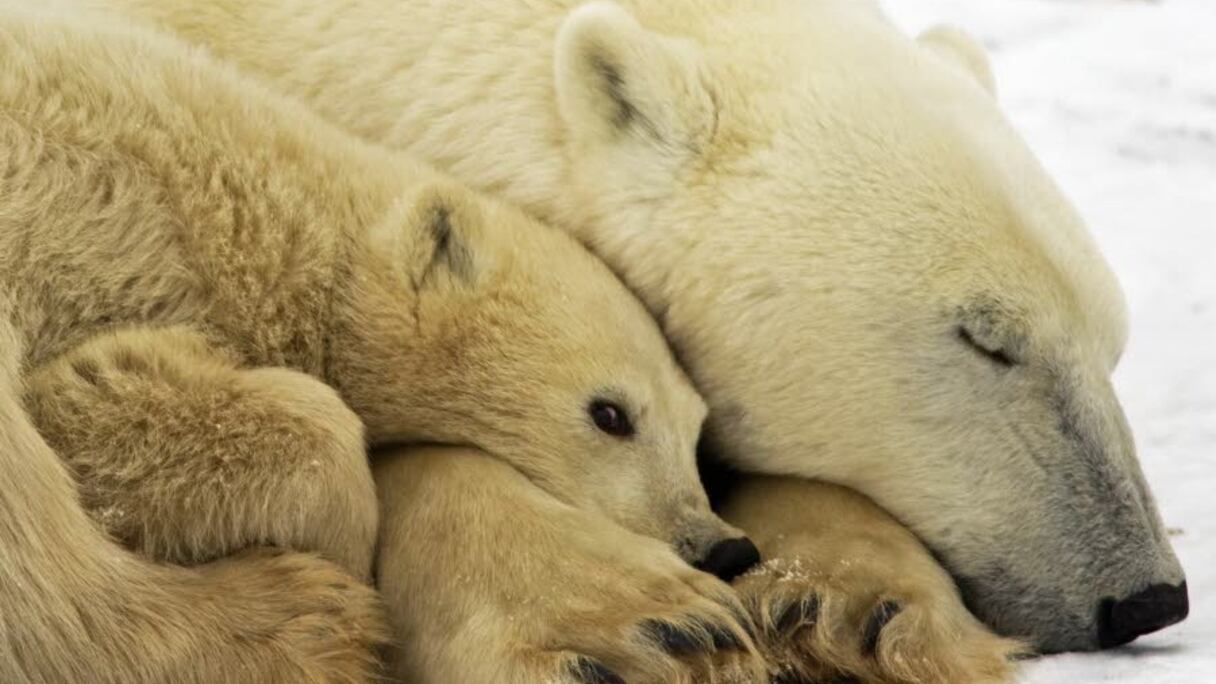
[0,5,743,680]
[374,445,769,684]
[103,0,1186,655]
[1,301,388,684]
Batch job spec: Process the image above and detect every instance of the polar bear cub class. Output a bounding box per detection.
[0,6,757,682]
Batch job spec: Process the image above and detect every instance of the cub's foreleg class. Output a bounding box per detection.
[373,446,767,684]
[721,475,1024,683]
[25,326,378,579]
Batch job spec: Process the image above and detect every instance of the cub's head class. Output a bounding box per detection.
[550,1,1185,651]
[331,180,757,580]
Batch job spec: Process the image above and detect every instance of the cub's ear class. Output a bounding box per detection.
[398,182,484,288]
[555,1,715,155]
[918,25,996,96]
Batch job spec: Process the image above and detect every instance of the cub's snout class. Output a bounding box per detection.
[668,509,762,581]
[694,536,761,582]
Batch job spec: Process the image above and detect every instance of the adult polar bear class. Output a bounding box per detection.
[108,0,1187,655]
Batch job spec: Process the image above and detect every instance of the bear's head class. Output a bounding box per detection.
[329,180,758,580]
[550,0,1186,651]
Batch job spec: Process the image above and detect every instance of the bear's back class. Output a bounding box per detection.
[0,5,406,366]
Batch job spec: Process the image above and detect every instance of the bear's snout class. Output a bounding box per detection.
[1097,581,1189,649]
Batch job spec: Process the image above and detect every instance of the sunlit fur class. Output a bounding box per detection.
[374,446,768,684]
[724,476,1027,683]
[0,7,733,680]
[102,0,1187,655]
[2,302,389,684]
[371,446,1026,684]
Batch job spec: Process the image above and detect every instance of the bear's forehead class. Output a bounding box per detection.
[695,126,1125,356]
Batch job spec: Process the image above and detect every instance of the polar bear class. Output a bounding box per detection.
[104,0,1189,659]
[0,7,758,681]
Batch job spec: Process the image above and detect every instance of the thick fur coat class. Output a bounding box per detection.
[0,6,746,681]
[104,0,1186,654]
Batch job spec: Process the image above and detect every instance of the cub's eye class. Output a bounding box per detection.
[958,327,1015,367]
[589,399,634,438]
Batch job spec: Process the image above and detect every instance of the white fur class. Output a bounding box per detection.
[102,0,1185,650]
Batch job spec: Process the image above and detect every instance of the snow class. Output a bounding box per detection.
[884,0,1216,680]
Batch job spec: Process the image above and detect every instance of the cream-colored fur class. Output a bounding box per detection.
[373,445,1023,684]
[724,477,1025,683]
[1,306,387,683]
[374,446,765,684]
[105,0,1186,654]
[0,6,749,680]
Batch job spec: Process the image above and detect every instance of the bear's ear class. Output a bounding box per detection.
[918,25,996,96]
[399,182,483,288]
[555,1,715,155]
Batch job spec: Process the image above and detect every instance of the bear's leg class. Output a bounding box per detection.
[24,325,379,580]
[720,475,1025,683]
[2,320,386,683]
[373,445,769,684]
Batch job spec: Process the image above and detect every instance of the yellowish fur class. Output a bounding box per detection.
[370,446,1026,684]
[0,6,745,680]
[723,477,1027,683]
[371,441,1026,683]
[25,327,377,574]
[1,310,388,683]
[374,446,767,684]
[102,0,1185,656]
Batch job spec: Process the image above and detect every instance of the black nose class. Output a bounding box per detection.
[1097,581,1189,649]
[694,537,761,582]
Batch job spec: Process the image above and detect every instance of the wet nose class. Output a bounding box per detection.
[694,537,761,582]
[1097,581,1189,648]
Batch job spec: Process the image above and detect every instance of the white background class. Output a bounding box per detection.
[886,1,1215,680]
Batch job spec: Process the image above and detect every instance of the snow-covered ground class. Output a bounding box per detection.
[886,1,1215,680]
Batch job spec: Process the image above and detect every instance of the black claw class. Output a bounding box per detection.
[568,656,623,684]
[642,618,706,654]
[862,600,902,655]
[706,619,747,651]
[641,618,717,655]
[774,594,820,634]
[724,597,759,643]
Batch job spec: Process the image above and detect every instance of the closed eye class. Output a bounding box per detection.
[958,327,1016,367]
